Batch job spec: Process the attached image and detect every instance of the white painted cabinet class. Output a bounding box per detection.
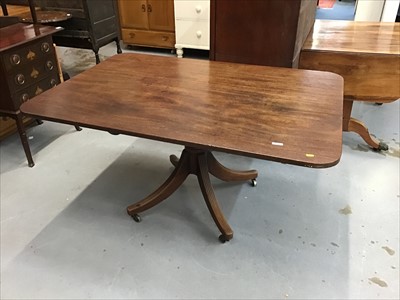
[174,0,210,57]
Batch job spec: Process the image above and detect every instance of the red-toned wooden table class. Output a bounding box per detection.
[21,53,343,242]
[300,20,400,151]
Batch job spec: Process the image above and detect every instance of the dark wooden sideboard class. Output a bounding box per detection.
[32,0,122,64]
[210,0,317,68]
[0,23,62,167]
[1,0,122,64]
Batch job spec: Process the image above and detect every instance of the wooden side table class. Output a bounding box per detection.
[0,23,63,167]
[300,20,400,150]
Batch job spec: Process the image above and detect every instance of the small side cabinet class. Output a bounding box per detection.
[118,0,176,49]
[0,23,62,167]
[174,0,210,58]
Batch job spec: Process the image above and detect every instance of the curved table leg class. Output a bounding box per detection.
[169,154,179,167]
[348,118,388,151]
[128,147,258,241]
[197,153,233,242]
[171,152,258,183]
[207,152,258,182]
[127,150,190,216]
[343,99,388,151]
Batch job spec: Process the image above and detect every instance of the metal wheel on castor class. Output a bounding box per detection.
[378,142,389,151]
[131,214,142,223]
[218,234,229,243]
[250,179,257,187]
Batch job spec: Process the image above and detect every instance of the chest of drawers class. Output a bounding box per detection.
[174,0,210,58]
[0,23,61,111]
[0,23,62,167]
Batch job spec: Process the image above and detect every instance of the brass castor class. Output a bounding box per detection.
[131,214,142,223]
[218,234,230,243]
[376,142,388,151]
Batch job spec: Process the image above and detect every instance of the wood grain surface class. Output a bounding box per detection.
[0,23,62,51]
[302,20,399,54]
[300,20,400,102]
[21,53,343,167]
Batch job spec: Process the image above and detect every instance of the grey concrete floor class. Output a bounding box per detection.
[1,43,399,299]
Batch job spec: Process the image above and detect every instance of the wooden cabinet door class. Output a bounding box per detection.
[210,0,303,67]
[118,0,149,29]
[147,0,175,32]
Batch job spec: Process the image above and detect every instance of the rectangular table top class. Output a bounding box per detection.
[21,53,343,168]
[302,20,400,55]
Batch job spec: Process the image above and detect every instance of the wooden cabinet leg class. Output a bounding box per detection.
[15,113,34,167]
[115,38,122,54]
[176,46,183,58]
[94,49,100,64]
[1,0,9,16]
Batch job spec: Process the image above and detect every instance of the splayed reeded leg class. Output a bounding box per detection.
[207,152,258,183]
[171,151,258,184]
[197,153,233,242]
[127,150,191,216]
[343,99,388,151]
[128,147,258,242]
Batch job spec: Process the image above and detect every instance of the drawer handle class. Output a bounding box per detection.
[46,60,54,71]
[15,74,25,85]
[10,54,21,65]
[129,32,136,38]
[41,42,50,53]
[162,36,169,41]
[35,86,43,95]
[31,67,39,78]
[50,79,57,87]
[196,31,202,38]
[27,50,36,60]
[195,6,202,13]
[21,93,30,103]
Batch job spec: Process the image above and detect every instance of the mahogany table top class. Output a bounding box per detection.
[302,20,400,55]
[21,53,343,168]
[300,20,399,102]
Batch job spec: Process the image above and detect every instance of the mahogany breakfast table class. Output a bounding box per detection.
[300,20,400,151]
[21,53,343,242]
